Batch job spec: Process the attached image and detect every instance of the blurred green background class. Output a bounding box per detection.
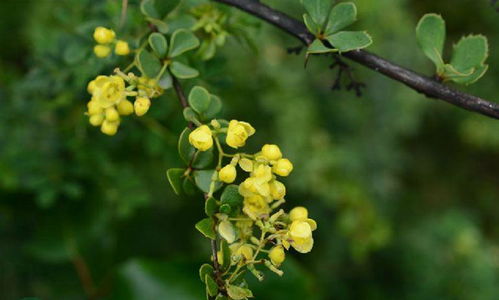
[1,0,499,299]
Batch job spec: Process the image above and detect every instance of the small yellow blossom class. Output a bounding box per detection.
[289,206,308,222]
[273,158,293,177]
[87,100,103,115]
[219,165,237,183]
[235,244,254,261]
[105,107,120,122]
[268,245,285,266]
[91,75,126,108]
[188,125,213,151]
[101,120,119,136]
[289,220,314,253]
[94,45,111,58]
[93,26,115,44]
[89,114,104,127]
[269,180,286,200]
[226,120,255,148]
[115,40,130,55]
[134,97,151,116]
[261,144,282,161]
[117,99,134,115]
[243,195,270,220]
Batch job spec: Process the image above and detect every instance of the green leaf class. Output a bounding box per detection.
[202,95,222,120]
[183,107,199,123]
[140,0,159,18]
[169,29,200,58]
[303,14,321,35]
[416,13,446,70]
[149,33,168,57]
[220,185,243,210]
[166,15,197,33]
[192,148,215,169]
[178,128,195,164]
[199,264,214,282]
[215,295,229,300]
[147,18,169,34]
[205,274,218,296]
[188,86,212,114]
[326,31,372,52]
[154,0,181,18]
[306,39,336,54]
[158,72,172,89]
[220,239,231,270]
[193,170,222,194]
[136,49,162,78]
[219,203,232,215]
[301,0,333,29]
[205,197,218,217]
[166,168,184,195]
[195,218,216,239]
[450,35,488,73]
[445,64,488,85]
[325,2,357,35]
[170,61,199,79]
[227,285,253,300]
[183,177,197,196]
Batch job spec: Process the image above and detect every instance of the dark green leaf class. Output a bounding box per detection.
[195,218,216,239]
[193,170,222,194]
[136,49,162,78]
[166,168,184,195]
[154,0,181,18]
[140,0,159,18]
[326,31,372,52]
[203,94,223,120]
[199,263,214,282]
[219,204,232,215]
[188,86,212,114]
[220,239,231,270]
[220,185,243,210]
[205,274,218,296]
[205,197,218,217]
[170,61,199,79]
[303,14,321,35]
[178,127,195,164]
[183,107,199,123]
[169,29,200,58]
[183,177,197,196]
[149,33,168,57]
[192,148,215,169]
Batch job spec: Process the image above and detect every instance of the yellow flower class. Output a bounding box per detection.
[268,245,285,266]
[89,114,104,127]
[226,120,255,148]
[94,45,111,58]
[252,164,272,183]
[115,40,130,55]
[273,158,293,177]
[289,206,308,222]
[134,97,151,116]
[87,100,103,115]
[91,76,126,108]
[243,195,270,220]
[100,120,119,136]
[105,107,120,122]
[188,125,213,151]
[219,165,237,183]
[261,144,282,161]
[238,177,258,197]
[289,220,314,253]
[235,244,254,261]
[269,180,286,200]
[93,26,115,44]
[117,99,134,115]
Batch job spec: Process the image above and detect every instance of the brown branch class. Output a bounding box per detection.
[213,0,499,119]
[71,252,97,299]
[170,72,195,129]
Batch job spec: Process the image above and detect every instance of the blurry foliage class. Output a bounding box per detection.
[0,0,499,299]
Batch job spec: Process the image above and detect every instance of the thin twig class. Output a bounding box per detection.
[212,0,499,119]
[119,0,128,29]
[170,72,195,129]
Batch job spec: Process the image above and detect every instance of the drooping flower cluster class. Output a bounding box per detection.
[93,26,130,58]
[85,71,163,135]
[188,118,317,281]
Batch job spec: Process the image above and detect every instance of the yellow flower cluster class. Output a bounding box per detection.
[282,207,317,253]
[93,26,130,58]
[85,72,163,135]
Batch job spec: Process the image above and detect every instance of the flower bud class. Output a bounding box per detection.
[268,245,285,266]
[93,26,115,44]
[134,97,151,116]
[87,100,103,115]
[219,165,237,183]
[117,99,134,115]
[105,107,120,122]
[93,45,111,58]
[226,120,255,148]
[100,120,119,136]
[272,158,293,177]
[261,144,282,161]
[87,80,96,94]
[188,125,213,151]
[289,206,308,222]
[270,180,286,200]
[236,244,254,261]
[89,114,104,127]
[115,40,130,55]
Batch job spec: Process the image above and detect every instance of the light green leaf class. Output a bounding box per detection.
[416,13,445,70]
[188,86,212,114]
[147,18,169,34]
[303,14,321,35]
[227,285,253,300]
[149,33,168,57]
[136,49,162,78]
[195,218,216,239]
[301,0,333,28]
[450,35,488,73]
[183,107,199,123]
[325,2,357,35]
[154,0,181,18]
[205,274,218,297]
[203,95,222,120]
[166,168,185,195]
[170,61,199,79]
[169,29,200,58]
[445,64,489,85]
[306,39,336,54]
[326,31,372,52]
[205,197,218,217]
[178,127,195,164]
[193,170,222,194]
[140,0,159,18]
[199,264,214,282]
[158,72,172,89]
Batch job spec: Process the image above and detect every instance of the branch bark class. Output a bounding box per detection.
[213,0,499,119]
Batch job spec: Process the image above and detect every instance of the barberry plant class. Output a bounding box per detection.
[81,0,495,298]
